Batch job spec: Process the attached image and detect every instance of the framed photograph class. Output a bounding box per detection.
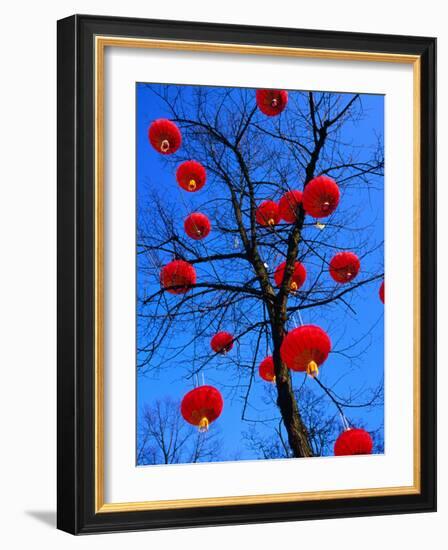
[57,15,436,534]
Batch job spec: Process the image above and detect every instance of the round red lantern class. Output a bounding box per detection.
[279,190,303,223]
[176,160,206,192]
[280,324,331,377]
[379,281,385,304]
[259,356,276,382]
[181,385,224,432]
[160,260,196,295]
[211,331,234,354]
[302,175,340,218]
[184,212,211,240]
[334,428,373,456]
[274,261,307,292]
[256,89,288,116]
[329,252,360,283]
[148,118,182,155]
[256,200,280,227]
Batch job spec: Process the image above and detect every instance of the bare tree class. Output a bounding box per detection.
[138,86,384,458]
[243,384,384,459]
[138,398,222,465]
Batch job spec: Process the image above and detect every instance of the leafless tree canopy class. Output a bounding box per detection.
[138,86,384,459]
[138,398,222,465]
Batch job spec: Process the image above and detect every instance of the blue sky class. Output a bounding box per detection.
[136,83,384,464]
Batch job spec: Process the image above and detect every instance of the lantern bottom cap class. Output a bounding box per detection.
[198,417,209,432]
[306,360,319,378]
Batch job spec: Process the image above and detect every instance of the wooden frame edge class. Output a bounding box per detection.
[97,486,420,513]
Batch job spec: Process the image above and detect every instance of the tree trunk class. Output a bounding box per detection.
[271,318,313,458]
[267,123,330,458]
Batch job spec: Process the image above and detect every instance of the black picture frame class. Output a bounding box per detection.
[57,14,436,534]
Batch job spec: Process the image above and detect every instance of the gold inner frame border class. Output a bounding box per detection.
[94,36,421,513]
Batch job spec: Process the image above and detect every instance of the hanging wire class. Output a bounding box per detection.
[176,178,223,282]
[339,411,350,431]
[314,377,351,431]
[174,172,229,388]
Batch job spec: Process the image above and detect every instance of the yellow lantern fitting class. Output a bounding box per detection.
[160,139,170,153]
[198,417,209,432]
[306,360,319,378]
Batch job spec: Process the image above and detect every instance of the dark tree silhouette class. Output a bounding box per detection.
[138,398,222,465]
[137,86,384,458]
[243,385,384,459]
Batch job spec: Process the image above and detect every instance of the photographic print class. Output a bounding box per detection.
[136,83,385,465]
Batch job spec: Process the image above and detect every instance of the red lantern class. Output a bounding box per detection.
[256,89,288,116]
[302,175,340,218]
[176,160,206,192]
[148,118,182,155]
[329,252,361,283]
[279,190,303,223]
[334,428,373,456]
[259,356,276,382]
[256,200,280,227]
[280,324,331,377]
[379,281,385,303]
[274,261,307,292]
[211,331,234,354]
[184,212,211,240]
[181,385,224,432]
[160,260,196,294]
